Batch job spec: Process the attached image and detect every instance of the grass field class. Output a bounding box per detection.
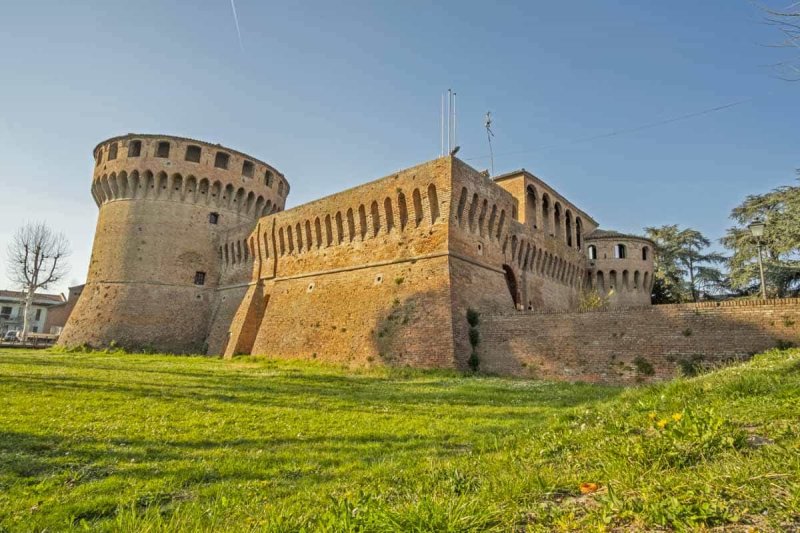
[0,348,798,532]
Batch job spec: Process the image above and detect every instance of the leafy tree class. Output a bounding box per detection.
[6,222,70,341]
[644,225,726,303]
[721,177,800,298]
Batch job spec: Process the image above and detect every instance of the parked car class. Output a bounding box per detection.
[3,331,20,342]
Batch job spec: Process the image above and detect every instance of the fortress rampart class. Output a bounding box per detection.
[60,132,754,383]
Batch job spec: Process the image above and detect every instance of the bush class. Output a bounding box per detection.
[468,328,480,348]
[466,308,480,328]
[633,356,655,376]
[468,350,480,372]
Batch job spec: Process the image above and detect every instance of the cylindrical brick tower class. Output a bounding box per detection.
[584,230,655,307]
[58,134,288,353]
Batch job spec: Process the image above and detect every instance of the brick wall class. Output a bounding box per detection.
[478,299,800,384]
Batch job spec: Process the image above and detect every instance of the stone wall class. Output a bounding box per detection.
[218,158,457,364]
[478,299,800,384]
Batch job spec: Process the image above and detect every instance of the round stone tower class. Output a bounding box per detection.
[584,230,655,307]
[58,134,288,353]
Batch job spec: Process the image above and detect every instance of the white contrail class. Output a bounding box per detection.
[230,0,244,51]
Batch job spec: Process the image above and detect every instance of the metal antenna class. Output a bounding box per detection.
[485,111,495,176]
[441,92,445,157]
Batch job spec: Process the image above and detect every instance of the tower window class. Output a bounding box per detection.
[208,212,219,224]
[214,152,230,169]
[242,160,255,178]
[128,140,142,157]
[156,141,170,158]
[642,246,649,261]
[96,149,103,166]
[278,180,284,196]
[615,243,627,259]
[185,145,201,162]
[265,171,274,187]
[587,245,597,260]
[194,271,206,285]
[108,143,118,161]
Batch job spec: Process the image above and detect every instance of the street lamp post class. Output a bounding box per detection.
[748,219,767,300]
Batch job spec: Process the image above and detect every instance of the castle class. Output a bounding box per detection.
[58,134,657,368]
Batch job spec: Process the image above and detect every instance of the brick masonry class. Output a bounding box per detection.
[67,133,766,386]
[478,298,800,384]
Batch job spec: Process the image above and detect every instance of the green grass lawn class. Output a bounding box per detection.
[0,349,798,532]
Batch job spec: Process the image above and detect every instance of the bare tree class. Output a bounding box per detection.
[763,3,800,80]
[6,222,70,341]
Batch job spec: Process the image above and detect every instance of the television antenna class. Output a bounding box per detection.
[485,111,495,176]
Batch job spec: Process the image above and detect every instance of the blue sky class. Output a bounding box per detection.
[0,0,796,294]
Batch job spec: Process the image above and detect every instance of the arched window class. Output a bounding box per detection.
[525,185,537,229]
[642,246,649,261]
[587,245,597,260]
[615,243,627,259]
[554,203,562,239]
[541,194,551,235]
[456,187,468,225]
[575,217,583,249]
[565,210,573,247]
[427,184,440,222]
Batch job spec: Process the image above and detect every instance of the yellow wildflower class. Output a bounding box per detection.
[657,419,668,429]
[648,412,657,420]
[672,413,683,422]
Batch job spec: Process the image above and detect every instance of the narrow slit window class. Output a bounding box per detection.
[108,143,118,160]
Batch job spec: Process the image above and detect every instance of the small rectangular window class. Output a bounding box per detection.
[278,181,284,195]
[0,306,11,319]
[265,171,274,187]
[242,160,254,178]
[156,141,170,158]
[128,140,142,157]
[96,150,103,166]
[208,212,219,224]
[214,152,229,169]
[108,143,118,160]
[34,309,42,321]
[194,271,206,285]
[185,145,201,162]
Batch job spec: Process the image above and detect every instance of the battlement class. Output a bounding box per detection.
[91,134,287,217]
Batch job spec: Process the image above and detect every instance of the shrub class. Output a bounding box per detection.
[468,350,480,372]
[633,356,655,376]
[775,339,795,350]
[579,290,608,311]
[466,308,480,327]
[468,328,480,348]
[679,355,705,377]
